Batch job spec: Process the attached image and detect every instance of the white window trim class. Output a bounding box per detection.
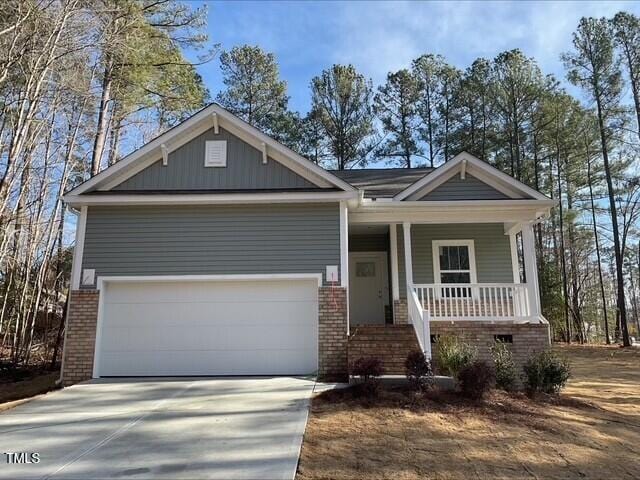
[432,239,478,285]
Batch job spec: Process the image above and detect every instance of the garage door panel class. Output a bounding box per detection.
[101,323,318,353]
[104,300,317,328]
[97,279,319,376]
[106,280,318,304]
[100,348,317,376]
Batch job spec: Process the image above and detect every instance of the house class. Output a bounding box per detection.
[60,104,555,386]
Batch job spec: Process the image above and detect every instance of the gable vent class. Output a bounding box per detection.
[205,140,227,167]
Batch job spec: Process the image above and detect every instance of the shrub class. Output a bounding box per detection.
[404,350,434,391]
[522,350,571,395]
[458,360,496,400]
[351,356,385,396]
[435,334,476,377]
[491,341,518,391]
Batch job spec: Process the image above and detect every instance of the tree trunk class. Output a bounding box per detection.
[91,59,113,176]
[587,154,610,344]
[594,92,631,346]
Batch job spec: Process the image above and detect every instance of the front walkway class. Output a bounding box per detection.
[0,377,315,480]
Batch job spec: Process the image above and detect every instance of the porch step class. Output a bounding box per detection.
[348,325,422,375]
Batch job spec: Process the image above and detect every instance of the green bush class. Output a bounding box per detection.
[404,350,434,391]
[522,350,571,395]
[435,334,476,377]
[351,356,385,396]
[458,360,496,400]
[491,341,518,391]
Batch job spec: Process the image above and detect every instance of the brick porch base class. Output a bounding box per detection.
[430,320,551,375]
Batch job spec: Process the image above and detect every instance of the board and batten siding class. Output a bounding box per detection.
[113,127,318,191]
[396,223,513,297]
[419,174,510,200]
[80,203,340,286]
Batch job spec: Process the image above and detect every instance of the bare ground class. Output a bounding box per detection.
[297,345,640,480]
[0,371,59,410]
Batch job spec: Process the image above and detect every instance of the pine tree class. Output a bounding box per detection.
[310,64,374,170]
[374,69,422,167]
[563,17,631,347]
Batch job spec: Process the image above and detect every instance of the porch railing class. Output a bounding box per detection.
[412,283,530,321]
[408,288,432,358]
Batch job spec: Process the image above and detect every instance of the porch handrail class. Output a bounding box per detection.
[412,283,530,320]
[408,288,432,358]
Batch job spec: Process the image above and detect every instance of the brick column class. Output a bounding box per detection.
[393,298,408,324]
[61,290,100,386]
[318,286,348,380]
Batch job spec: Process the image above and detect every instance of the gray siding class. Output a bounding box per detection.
[81,203,340,286]
[419,174,510,200]
[396,223,513,296]
[349,234,388,252]
[114,127,318,191]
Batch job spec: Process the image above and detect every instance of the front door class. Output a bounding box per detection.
[349,252,387,325]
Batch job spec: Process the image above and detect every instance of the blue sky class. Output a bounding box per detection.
[194,0,640,114]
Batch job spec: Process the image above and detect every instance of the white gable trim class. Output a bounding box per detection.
[66,104,355,196]
[64,190,359,207]
[394,152,550,201]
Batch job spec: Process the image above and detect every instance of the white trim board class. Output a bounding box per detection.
[394,152,551,202]
[65,104,355,197]
[95,273,324,289]
[64,190,359,207]
[70,206,87,289]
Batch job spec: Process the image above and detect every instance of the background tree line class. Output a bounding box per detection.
[0,0,213,372]
[1,2,638,373]
[216,14,640,348]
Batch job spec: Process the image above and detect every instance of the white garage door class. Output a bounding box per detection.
[96,279,318,376]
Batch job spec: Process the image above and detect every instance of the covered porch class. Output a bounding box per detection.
[345,201,547,360]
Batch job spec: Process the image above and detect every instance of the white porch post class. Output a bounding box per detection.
[402,222,413,294]
[70,205,88,290]
[509,232,520,284]
[521,222,540,318]
[339,201,349,288]
[389,224,400,301]
[339,201,349,333]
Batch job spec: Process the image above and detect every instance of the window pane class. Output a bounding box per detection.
[441,272,471,284]
[445,247,460,270]
[356,262,376,277]
[440,272,472,297]
[459,246,470,269]
[439,246,450,270]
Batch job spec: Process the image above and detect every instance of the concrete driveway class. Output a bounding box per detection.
[0,377,316,480]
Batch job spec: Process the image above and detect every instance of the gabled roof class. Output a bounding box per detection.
[65,104,355,197]
[330,168,432,198]
[393,152,551,202]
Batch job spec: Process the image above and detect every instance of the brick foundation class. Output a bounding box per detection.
[61,290,100,386]
[430,321,551,382]
[318,286,348,379]
[393,298,408,324]
[348,325,420,374]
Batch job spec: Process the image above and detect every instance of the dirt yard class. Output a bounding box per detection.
[297,345,640,480]
[0,371,59,410]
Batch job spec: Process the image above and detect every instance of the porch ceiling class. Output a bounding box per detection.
[349,224,389,235]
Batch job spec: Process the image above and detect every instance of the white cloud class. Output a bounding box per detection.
[320,0,640,83]
[202,0,640,112]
